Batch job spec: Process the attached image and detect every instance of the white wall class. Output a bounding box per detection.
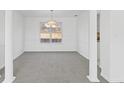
[13,11,24,59]
[100,10,124,82]
[100,11,111,81]
[0,10,5,69]
[24,17,77,52]
[110,11,124,82]
[77,11,89,59]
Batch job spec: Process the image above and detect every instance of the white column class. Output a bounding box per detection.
[87,10,99,82]
[3,10,16,83]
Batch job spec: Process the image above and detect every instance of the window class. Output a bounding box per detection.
[40,22,62,43]
[51,31,62,43]
[40,32,51,43]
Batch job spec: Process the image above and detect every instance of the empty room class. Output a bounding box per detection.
[0,10,124,83]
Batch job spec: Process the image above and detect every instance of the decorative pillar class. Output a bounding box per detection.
[87,10,100,82]
[3,10,16,83]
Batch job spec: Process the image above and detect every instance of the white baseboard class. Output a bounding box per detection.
[2,76,16,83]
[0,65,4,71]
[101,71,110,82]
[78,51,89,60]
[87,75,100,82]
[24,50,77,52]
[14,51,24,60]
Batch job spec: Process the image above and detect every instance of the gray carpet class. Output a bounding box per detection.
[1,52,108,83]
[0,67,4,82]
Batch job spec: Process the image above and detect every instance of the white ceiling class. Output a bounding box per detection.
[18,10,85,17]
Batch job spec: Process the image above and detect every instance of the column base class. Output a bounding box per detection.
[87,75,100,82]
[2,76,16,83]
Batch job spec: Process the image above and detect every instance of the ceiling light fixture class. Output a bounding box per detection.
[44,10,60,29]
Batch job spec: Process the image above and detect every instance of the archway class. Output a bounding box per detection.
[3,10,99,83]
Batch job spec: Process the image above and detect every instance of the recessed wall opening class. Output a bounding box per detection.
[1,10,108,83]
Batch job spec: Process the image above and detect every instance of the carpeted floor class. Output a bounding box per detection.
[0,52,108,83]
